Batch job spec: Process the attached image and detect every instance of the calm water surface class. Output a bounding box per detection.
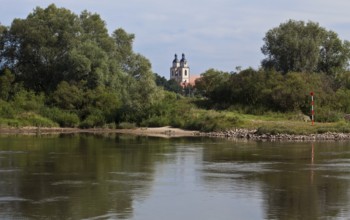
[1,134,350,219]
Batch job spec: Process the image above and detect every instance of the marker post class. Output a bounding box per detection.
[310,92,314,126]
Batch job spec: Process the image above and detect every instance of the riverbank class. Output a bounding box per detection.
[0,126,199,138]
[2,126,350,141]
[198,128,350,141]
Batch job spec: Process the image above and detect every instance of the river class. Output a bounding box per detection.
[0,134,350,219]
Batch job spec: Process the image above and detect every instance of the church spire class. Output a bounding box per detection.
[173,54,178,63]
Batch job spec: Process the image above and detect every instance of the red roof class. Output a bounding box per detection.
[188,75,200,86]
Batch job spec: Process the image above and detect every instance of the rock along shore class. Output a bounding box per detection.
[198,128,350,141]
[2,126,350,141]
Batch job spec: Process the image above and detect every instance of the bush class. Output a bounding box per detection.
[16,112,58,127]
[117,122,137,129]
[103,123,116,129]
[79,113,105,128]
[170,116,186,128]
[0,100,16,118]
[140,116,170,127]
[315,107,342,122]
[12,90,45,111]
[183,110,241,132]
[41,107,80,127]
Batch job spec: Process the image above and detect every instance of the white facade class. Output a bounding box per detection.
[170,53,190,85]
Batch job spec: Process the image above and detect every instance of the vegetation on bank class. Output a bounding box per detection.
[1,6,350,134]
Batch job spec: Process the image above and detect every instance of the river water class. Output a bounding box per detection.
[0,134,350,219]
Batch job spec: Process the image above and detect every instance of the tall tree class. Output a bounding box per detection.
[261,20,350,75]
[318,31,350,75]
[0,24,7,67]
[195,68,230,99]
[7,4,82,92]
[0,68,15,100]
[1,4,126,92]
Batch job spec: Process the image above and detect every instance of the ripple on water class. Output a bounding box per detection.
[0,197,29,202]
[108,172,152,180]
[319,151,350,156]
[322,175,350,180]
[31,196,70,204]
[51,180,85,186]
[0,151,27,155]
[31,172,53,176]
[81,213,119,220]
[0,169,21,173]
[310,159,350,172]
[203,162,278,173]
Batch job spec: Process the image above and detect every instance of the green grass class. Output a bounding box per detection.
[0,112,58,128]
[0,95,349,135]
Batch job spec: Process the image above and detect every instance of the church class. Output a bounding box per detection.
[170,53,190,85]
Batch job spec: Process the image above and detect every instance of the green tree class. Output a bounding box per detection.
[270,72,310,111]
[6,4,82,92]
[51,81,84,111]
[2,4,124,93]
[112,28,135,73]
[79,11,115,54]
[154,73,183,94]
[261,20,350,75]
[318,31,350,75]
[0,23,8,65]
[120,56,163,122]
[336,88,350,113]
[0,5,167,126]
[0,68,15,100]
[195,68,230,98]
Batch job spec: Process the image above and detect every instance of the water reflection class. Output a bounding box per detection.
[1,135,350,219]
[201,141,350,219]
[0,134,176,219]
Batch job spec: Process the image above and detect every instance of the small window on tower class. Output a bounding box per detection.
[185,70,187,76]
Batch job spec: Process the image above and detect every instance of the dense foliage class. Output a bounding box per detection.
[193,20,350,124]
[0,4,162,127]
[195,68,350,122]
[261,20,350,75]
[1,8,350,132]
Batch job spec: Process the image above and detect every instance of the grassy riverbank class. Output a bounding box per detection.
[1,109,349,136]
[230,112,350,135]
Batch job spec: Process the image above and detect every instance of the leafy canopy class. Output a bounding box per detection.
[261,20,350,75]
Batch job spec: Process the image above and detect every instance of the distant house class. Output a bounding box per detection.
[169,53,199,87]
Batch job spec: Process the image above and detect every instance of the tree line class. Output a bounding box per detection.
[195,20,350,122]
[0,4,163,127]
[1,6,350,129]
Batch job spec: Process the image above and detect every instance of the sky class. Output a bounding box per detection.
[1,0,350,78]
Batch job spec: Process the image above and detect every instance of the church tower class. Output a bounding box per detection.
[170,53,190,85]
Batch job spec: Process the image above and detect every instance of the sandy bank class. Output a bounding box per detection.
[0,126,199,138]
[2,126,350,141]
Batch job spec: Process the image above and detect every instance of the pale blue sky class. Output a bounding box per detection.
[1,0,350,78]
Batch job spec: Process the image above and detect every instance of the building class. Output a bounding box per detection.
[170,53,190,85]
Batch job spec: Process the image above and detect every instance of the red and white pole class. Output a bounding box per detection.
[310,92,314,126]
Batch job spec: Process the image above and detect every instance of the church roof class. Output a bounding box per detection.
[180,53,186,63]
[173,54,178,63]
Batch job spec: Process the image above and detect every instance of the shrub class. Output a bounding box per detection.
[12,90,45,111]
[0,100,16,118]
[183,110,241,132]
[79,113,105,128]
[140,116,170,127]
[41,107,80,127]
[16,112,58,127]
[117,122,137,129]
[315,107,342,122]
